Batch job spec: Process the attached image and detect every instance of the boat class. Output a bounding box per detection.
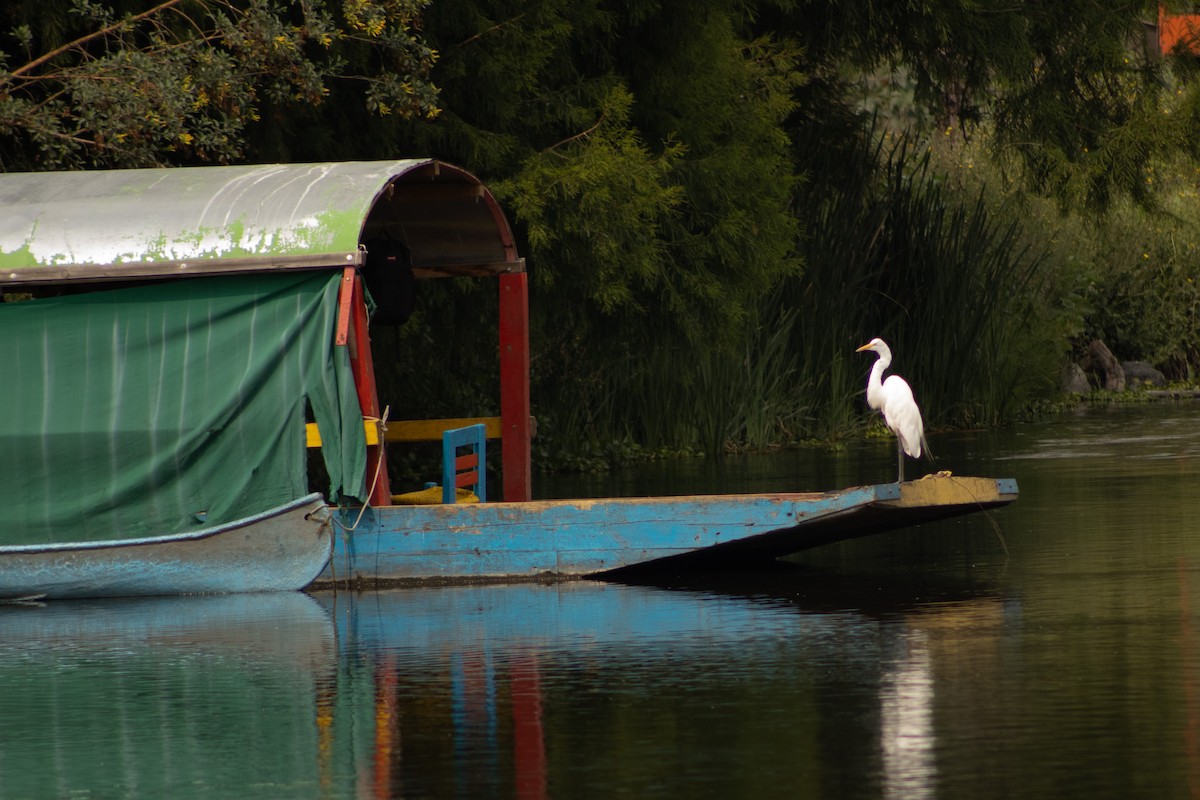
[0,160,1018,598]
[321,476,1018,585]
[0,494,332,600]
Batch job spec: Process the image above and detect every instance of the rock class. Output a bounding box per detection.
[1121,360,1166,387]
[1079,339,1125,392]
[1061,362,1091,394]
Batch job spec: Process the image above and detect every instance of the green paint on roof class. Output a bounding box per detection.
[0,160,429,279]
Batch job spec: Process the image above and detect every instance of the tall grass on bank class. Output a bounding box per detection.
[691,308,803,453]
[776,130,1062,436]
[534,308,802,465]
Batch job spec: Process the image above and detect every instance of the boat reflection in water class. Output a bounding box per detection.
[310,570,1007,800]
[0,593,336,798]
[0,573,1006,799]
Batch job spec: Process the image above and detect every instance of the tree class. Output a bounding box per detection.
[0,0,439,170]
[774,0,1200,210]
[370,0,806,449]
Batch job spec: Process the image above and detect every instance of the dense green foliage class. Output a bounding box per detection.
[781,0,1200,211]
[1053,160,1200,380]
[0,0,438,169]
[4,1,1200,466]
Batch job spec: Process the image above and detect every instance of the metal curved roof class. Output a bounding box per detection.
[0,160,521,285]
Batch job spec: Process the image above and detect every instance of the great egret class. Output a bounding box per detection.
[855,338,929,482]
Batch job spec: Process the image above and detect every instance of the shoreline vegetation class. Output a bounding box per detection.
[382,117,1200,479]
[516,133,1195,475]
[515,125,1200,475]
[530,383,1200,477]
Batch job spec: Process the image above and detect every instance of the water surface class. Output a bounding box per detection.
[3,402,1200,799]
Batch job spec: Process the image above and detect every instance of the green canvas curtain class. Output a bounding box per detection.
[0,271,366,545]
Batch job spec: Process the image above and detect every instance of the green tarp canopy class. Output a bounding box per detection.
[0,271,366,545]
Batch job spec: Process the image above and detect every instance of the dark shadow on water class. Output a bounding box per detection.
[605,558,1004,618]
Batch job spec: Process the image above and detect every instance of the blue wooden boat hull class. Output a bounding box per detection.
[316,475,1018,587]
[0,494,333,600]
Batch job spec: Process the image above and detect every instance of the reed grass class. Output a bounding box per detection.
[774,127,1062,437]
[691,308,804,453]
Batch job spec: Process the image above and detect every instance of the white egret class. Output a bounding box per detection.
[855,338,929,482]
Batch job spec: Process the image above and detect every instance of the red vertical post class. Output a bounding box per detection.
[342,268,392,507]
[499,271,532,501]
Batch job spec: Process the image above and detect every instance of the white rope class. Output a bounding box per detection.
[330,404,390,534]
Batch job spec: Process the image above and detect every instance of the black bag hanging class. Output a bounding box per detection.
[361,235,416,326]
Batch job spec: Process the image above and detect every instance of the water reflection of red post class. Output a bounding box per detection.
[511,655,547,800]
[316,678,337,797]
[374,654,401,800]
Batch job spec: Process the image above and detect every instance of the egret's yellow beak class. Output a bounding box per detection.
[855,343,873,352]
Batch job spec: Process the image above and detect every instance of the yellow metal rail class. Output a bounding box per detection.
[306,416,507,448]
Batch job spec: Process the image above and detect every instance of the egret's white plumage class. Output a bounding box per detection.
[855,337,929,481]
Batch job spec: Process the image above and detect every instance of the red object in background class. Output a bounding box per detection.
[1159,6,1200,55]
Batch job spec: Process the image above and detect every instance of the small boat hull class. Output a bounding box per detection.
[0,494,333,600]
[316,475,1018,587]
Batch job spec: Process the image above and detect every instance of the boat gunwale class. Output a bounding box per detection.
[0,492,328,554]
